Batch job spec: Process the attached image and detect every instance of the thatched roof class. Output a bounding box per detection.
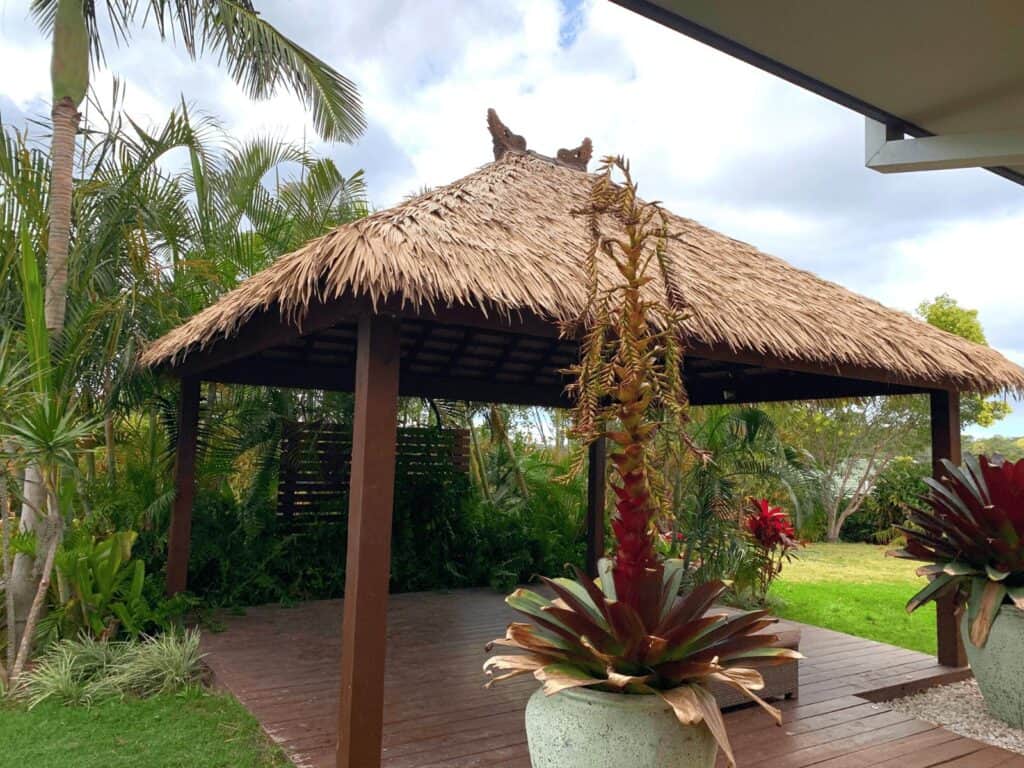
[142,151,1024,395]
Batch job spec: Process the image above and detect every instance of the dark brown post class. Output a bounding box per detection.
[166,377,200,596]
[585,438,607,577]
[337,314,400,768]
[930,389,967,668]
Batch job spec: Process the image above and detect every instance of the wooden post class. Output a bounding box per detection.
[166,377,200,596]
[337,314,400,768]
[586,438,607,577]
[930,389,967,668]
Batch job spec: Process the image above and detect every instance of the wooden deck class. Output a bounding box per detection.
[200,589,1020,768]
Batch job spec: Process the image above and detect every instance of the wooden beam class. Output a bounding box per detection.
[930,389,967,668]
[166,377,200,596]
[203,357,572,408]
[337,314,401,768]
[687,370,927,406]
[586,438,607,578]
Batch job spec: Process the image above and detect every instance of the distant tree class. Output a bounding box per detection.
[917,294,1012,428]
[962,435,1024,462]
[769,397,926,542]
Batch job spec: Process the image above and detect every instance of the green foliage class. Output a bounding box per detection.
[917,294,986,344]
[844,457,929,543]
[31,0,365,143]
[918,294,1012,428]
[964,434,1024,462]
[175,441,586,606]
[47,530,150,641]
[671,407,810,586]
[467,448,587,592]
[20,630,203,708]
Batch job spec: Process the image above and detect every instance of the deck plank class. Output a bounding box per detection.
[199,589,1012,768]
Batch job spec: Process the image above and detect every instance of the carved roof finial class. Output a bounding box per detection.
[556,137,593,171]
[487,108,527,160]
[486,108,593,170]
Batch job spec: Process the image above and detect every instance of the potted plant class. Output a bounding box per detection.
[483,157,800,768]
[889,454,1024,727]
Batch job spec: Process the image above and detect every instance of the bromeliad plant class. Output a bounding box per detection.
[484,157,800,765]
[889,455,1024,647]
[744,499,801,601]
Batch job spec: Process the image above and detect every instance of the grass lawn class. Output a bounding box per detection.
[769,542,936,655]
[0,689,291,768]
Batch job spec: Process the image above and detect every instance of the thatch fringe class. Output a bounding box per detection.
[141,152,1024,396]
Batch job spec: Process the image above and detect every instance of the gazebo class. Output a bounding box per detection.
[141,112,1024,768]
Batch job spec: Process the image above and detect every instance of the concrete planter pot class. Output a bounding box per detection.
[524,686,717,768]
[963,604,1024,728]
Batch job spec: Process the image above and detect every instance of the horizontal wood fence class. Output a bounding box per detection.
[277,422,470,524]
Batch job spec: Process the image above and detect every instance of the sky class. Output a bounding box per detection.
[2,0,1022,436]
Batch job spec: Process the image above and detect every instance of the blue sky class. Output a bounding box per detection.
[1,0,1022,435]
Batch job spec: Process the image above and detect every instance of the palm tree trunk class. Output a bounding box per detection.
[104,412,117,486]
[8,97,81,651]
[467,415,491,503]
[2,468,15,682]
[489,405,529,499]
[44,97,80,332]
[9,465,46,651]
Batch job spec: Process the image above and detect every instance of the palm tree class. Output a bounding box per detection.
[11,0,364,637]
[33,0,365,334]
[672,406,810,584]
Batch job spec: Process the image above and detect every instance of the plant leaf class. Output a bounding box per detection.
[535,663,603,696]
[968,578,1007,648]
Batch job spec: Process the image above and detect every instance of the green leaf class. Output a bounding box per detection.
[985,564,1011,581]
[659,559,687,624]
[597,557,616,601]
[942,561,981,577]
[1007,585,1024,610]
[18,222,50,393]
[128,559,145,601]
[905,573,956,613]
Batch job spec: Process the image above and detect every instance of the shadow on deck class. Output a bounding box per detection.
[200,589,1018,768]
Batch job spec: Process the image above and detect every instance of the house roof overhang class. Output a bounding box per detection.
[614,0,1024,185]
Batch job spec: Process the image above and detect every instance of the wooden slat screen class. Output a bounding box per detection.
[277,422,470,524]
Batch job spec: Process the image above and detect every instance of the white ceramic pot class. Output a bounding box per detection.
[963,604,1024,728]
[524,686,717,768]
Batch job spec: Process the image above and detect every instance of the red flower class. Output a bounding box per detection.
[745,499,797,549]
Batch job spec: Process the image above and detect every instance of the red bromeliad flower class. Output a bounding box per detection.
[745,499,797,549]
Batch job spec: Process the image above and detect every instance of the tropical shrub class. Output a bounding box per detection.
[889,455,1024,646]
[671,407,810,585]
[47,530,149,640]
[845,457,929,543]
[177,453,582,606]
[484,158,797,765]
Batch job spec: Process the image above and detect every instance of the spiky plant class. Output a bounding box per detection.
[889,455,1024,647]
[484,158,800,765]
[563,155,699,609]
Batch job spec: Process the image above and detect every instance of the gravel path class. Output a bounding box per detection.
[887,680,1024,755]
